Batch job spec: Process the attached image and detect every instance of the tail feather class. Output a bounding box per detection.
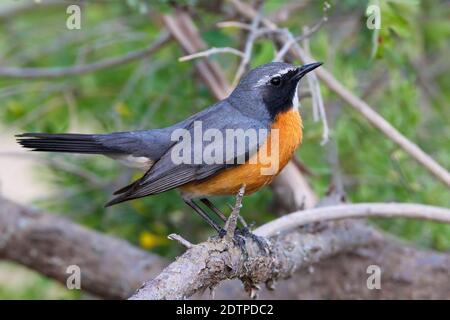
[17,131,162,208]
[113,181,138,195]
[106,183,143,207]
[105,194,134,207]
[16,133,117,154]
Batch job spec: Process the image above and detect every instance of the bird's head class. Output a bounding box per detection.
[229,61,322,120]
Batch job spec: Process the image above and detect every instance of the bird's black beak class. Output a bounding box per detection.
[292,62,323,81]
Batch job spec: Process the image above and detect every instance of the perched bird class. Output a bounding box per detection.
[17,62,322,232]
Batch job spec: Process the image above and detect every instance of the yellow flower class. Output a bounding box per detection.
[139,231,167,249]
[114,102,131,118]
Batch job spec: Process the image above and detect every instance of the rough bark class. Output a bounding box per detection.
[130,220,381,300]
[0,196,167,299]
[1,195,450,300]
[211,236,450,299]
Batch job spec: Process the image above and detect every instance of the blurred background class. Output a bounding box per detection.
[0,0,449,299]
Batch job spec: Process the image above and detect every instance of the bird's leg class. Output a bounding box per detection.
[183,199,224,235]
[200,198,227,222]
[244,231,270,255]
[202,198,250,237]
[230,219,268,254]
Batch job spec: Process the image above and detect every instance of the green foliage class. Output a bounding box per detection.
[0,0,449,299]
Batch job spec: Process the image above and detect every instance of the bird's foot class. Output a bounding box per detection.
[239,226,270,255]
[218,228,227,238]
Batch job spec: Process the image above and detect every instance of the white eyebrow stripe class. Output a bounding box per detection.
[254,67,297,87]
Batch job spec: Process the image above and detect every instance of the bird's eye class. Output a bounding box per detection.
[270,76,281,86]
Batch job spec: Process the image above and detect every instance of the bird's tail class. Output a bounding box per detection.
[16,133,116,154]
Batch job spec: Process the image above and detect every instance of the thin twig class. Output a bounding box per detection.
[325,103,346,196]
[224,185,246,240]
[163,12,231,99]
[179,47,245,62]
[300,27,329,145]
[0,32,171,79]
[226,202,248,228]
[232,10,262,87]
[168,234,194,249]
[216,21,252,30]
[273,16,327,62]
[217,21,284,39]
[295,44,450,187]
[228,0,278,29]
[268,0,310,23]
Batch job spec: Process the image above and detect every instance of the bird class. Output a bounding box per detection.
[16,61,322,233]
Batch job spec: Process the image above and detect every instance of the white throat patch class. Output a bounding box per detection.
[293,81,300,109]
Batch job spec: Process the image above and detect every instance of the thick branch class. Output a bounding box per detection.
[3,192,450,300]
[0,196,167,299]
[210,235,450,299]
[130,201,450,300]
[130,219,380,300]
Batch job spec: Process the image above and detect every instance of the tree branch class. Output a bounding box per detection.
[162,12,231,99]
[0,196,167,299]
[0,32,171,79]
[3,191,449,300]
[3,192,450,300]
[129,201,450,300]
[179,47,245,62]
[255,203,450,237]
[232,9,261,87]
[209,235,450,299]
[130,219,380,300]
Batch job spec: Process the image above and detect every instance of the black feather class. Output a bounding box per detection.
[112,180,138,195]
[16,133,118,154]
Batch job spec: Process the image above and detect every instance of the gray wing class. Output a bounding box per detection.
[98,98,234,160]
[106,101,270,206]
[94,128,173,158]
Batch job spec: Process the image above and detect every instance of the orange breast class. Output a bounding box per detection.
[180,108,303,197]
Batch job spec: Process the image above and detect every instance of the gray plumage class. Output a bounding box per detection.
[16,62,322,207]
